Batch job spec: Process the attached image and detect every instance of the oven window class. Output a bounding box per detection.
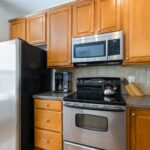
[74,41,106,58]
[75,114,108,132]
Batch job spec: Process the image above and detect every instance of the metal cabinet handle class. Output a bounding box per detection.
[45,104,49,106]
[132,112,135,116]
[45,139,49,143]
[126,57,129,60]
[44,119,49,122]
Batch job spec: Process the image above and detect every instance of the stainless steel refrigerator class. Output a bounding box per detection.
[0,39,51,150]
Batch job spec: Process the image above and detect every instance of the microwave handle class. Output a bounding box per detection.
[106,38,108,59]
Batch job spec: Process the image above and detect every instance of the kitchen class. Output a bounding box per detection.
[0,0,150,150]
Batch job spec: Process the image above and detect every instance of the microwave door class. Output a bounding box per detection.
[72,41,107,63]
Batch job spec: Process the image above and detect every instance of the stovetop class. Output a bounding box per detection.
[64,92,126,106]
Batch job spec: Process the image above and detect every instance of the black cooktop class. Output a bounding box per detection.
[64,77,126,106]
[63,92,126,106]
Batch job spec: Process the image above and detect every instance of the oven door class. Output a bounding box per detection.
[63,105,126,150]
[72,40,107,63]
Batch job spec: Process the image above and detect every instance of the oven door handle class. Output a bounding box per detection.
[63,103,126,112]
[64,141,103,150]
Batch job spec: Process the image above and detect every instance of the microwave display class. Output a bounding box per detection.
[74,41,106,58]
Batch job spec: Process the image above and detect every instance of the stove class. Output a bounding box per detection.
[63,77,126,150]
[64,77,126,106]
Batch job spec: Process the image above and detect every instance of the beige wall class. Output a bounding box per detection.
[57,64,150,95]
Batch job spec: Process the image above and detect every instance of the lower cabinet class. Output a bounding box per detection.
[34,99,62,150]
[127,107,150,150]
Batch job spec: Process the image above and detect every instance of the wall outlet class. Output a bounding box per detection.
[128,76,135,83]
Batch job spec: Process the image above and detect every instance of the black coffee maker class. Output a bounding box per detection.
[55,72,72,93]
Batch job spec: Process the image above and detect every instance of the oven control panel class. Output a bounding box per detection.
[63,102,126,111]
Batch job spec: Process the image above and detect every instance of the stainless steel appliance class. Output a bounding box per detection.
[63,77,126,150]
[54,71,72,93]
[72,31,123,64]
[0,39,51,150]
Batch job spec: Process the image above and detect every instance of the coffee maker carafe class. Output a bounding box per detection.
[55,72,72,93]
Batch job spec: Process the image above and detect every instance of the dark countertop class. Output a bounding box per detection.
[33,92,150,108]
[33,91,72,100]
[123,95,150,108]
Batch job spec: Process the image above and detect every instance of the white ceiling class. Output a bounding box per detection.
[0,0,75,16]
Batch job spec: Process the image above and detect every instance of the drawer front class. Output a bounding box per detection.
[35,128,62,150]
[34,109,62,132]
[34,99,62,111]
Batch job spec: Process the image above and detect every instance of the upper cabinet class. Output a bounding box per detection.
[9,18,26,40]
[72,0,95,37]
[123,0,150,64]
[72,0,121,37]
[95,0,121,34]
[47,6,72,68]
[27,13,46,44]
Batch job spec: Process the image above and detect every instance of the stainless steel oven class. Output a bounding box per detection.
[63,102,126,150]
[72,31,123,64]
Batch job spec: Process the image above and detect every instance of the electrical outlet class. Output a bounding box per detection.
[128,76,135,83]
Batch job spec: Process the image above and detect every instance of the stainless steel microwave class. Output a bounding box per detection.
[72,31,123,64]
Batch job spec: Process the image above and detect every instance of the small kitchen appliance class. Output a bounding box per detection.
[55,71,72,93]
[72,31,123,65]
[63,77,126,150]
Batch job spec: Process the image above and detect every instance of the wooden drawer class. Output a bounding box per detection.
[35,128,62,150]
[34,99,62,111]
[34,109,62,132]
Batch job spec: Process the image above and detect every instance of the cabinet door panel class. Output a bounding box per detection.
[123,0,150,63]
[27,13,46,44]
[47,6,72,67]
[73,0,94,37]
[9,19,26,40]
[96,0,121,33]
[128,108,150,150]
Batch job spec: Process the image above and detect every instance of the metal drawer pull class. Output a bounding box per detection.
[132,112,135,116]
[44,119,49,122]
[45,104,49,106]
[65,141,99,150]
[45,139,49,143]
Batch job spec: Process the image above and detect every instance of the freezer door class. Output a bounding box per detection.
[64,142,101,150]
[0,40,20,150]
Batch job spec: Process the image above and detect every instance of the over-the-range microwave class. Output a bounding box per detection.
[72,31,123,65]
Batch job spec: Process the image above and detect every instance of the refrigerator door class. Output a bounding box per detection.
[0,40,20,150]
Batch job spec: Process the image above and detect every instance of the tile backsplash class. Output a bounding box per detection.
[56,64,150,95]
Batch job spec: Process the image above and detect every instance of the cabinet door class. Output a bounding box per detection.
[72,0,94,37]
[123,0,150,63]
[47,6,72,67]
[27,13,46,44]
[128,108,150,150]
[95,0,121,33]
[9,19,26,40]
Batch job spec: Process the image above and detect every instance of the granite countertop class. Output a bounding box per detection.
[33,91,150,108]
[33,91,72,100]
[123,95,150,108]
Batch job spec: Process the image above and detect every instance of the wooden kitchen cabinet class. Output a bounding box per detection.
[72,0,95,37]
[47,6,72,67]
[95,0,121,34]
[27,13,46,44]
[34,99,62,150]
[123,0,150,64]
[9,18,26,40]
[127,107,150,150]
